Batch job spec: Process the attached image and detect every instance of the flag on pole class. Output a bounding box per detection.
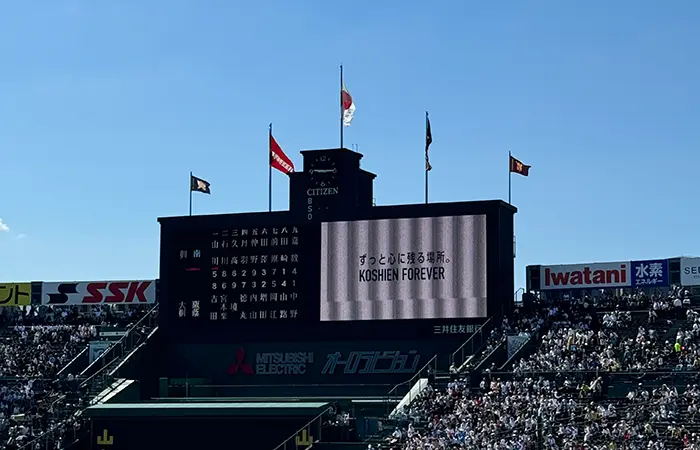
[270,133,294,174]
[341,82,355,127]
[509,155,531,176]
[190,175,211,194]
[425,112,433,171]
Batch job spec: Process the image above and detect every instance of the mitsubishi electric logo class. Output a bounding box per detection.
[227,348,254,375]
[228,348,313,376]
[255,352,313,375]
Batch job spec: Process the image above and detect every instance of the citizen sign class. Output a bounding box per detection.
[540,262,630,290]
[42,281,156,305]
[306,187,339,196]
[321,350,420,375]
[307,187,339,221]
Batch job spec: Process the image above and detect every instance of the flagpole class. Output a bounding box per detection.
[425,111,429,204]
[189,171,193,216]
[268,123,273,212]
[340,64,344,149]
[508,151,512,204]
[425,168,429,204]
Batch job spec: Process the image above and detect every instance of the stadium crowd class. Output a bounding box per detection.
[391,375,700,450]
[385,287,700,450]
[511,290,699,374]
[0,304,152,449]
[0,283,695,449]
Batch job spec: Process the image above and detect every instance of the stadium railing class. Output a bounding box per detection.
[471,338,506,372]
[384,354,437,416]
[79,304,158,391]
[355,356,440,446]
[79,304,159,380]
[497,333,535,371]
[57,346,89,378]
[16,391,86,450]
[450,317,493,369]
[17,306,159,450]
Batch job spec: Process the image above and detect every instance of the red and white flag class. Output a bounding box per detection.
[341,82,355,127]
[269,133,294,174]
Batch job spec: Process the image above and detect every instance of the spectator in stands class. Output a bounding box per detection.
[389,288,700,450]
[395,373,700,450]
[0,303,155,449]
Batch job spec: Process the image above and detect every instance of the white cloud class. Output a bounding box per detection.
[16,234,26,240]
[0,219,8,232]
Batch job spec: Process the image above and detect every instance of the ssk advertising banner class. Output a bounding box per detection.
[540,261,631,290]
[681,257,700,286]
[320,215,488,321]
[631,259,669,288]
[42,280,156,305]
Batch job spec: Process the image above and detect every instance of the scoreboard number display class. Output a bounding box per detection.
[172,224,314,326]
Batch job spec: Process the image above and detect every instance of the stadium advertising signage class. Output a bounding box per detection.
[631,259,669,287]
[681,257,700,286]
[41,280,156,305]
[540,262,630,290]
[540,259,673,290]
[0,283,31,306]
[225,348,420,377]
[227,348,314,376]
[169,340,428,385]
[160,209,495,342]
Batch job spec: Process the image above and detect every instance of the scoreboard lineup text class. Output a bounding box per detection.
[175,224,309,324]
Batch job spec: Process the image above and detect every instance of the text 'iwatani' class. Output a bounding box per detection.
[359,266,446,282]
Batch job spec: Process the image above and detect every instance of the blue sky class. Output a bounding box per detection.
[1,1,698,291]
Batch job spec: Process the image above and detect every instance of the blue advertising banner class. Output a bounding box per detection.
[631,259,669,287]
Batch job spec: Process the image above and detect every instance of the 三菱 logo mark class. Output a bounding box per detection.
[227,348,254,375]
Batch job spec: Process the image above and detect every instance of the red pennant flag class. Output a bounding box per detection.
[270,133,294,174]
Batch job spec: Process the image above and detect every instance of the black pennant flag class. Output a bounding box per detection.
[425,112,433,172]
[190,175,211,194]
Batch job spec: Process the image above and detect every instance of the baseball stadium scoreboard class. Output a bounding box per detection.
[159,148,516,344]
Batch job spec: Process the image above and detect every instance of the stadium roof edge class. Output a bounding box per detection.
[84,401,331,418]
[158,199,516,223]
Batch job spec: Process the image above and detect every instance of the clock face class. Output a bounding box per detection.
[308,156,337,187]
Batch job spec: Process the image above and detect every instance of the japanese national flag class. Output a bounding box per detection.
[341,82,355,127]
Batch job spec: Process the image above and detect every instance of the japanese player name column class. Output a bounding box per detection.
[208,226,302,322]
[176,248,206,320]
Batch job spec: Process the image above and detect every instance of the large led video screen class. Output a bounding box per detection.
[320,215,488,321]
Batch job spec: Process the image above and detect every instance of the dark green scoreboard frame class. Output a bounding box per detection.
[159,199,515,344]
[158,148,516,345]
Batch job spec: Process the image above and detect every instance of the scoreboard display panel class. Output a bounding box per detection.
[320,215,487,321]
[159,203,508,343]
[167,220,319,329]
